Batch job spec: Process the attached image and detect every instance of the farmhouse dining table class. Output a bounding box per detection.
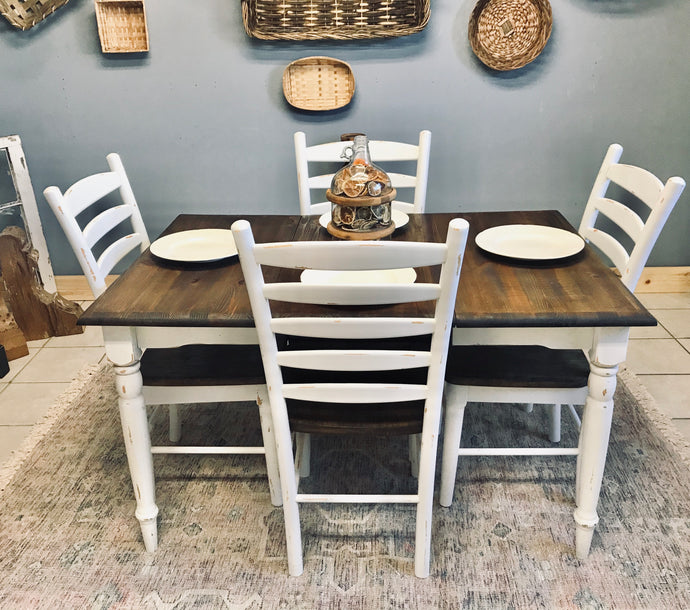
[78,210,656,562]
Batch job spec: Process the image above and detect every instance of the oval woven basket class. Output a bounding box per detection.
[469,0,552,71]
[283,57,355,112]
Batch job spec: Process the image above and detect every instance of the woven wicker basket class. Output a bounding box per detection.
[283,57,355,111]
[0,0,69,30]
[242,0,430,41]
[95,0,149,53]
[469,0,552,71]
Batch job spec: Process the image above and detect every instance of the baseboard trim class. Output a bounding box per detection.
[55,267,690,301]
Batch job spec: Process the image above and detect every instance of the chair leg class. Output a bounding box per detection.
[439,384,469,508]
[296,432,311,478]
[273,404,304,576]
[168,405,181,443]
[257,388,283,507]
[409,433,421,478]
[549,404,561,443]
[414,402,443,578]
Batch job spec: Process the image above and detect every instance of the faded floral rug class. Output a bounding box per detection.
[1,363,689,609]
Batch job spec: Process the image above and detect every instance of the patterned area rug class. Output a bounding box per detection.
[1,363,689,609]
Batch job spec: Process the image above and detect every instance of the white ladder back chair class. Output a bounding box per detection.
[44,154,282,515]
[44,153,149,298]
[233,217,469,578]
[294,130,431,215]
[578,143,686,291]
[440,143,685,559]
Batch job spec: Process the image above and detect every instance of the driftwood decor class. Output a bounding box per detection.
[0,136,56,294]
[0,0,70,30]
[0,292,28,361]
[0,226,83,345]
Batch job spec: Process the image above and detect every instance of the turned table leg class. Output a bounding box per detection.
[574,326,628,559]
[114,361,158,552]
[103,326,158,552]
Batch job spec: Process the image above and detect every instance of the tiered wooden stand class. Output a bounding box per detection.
[326,187,396,241]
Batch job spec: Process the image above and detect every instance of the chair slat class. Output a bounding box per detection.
[97,233,147,277]
[581,226,630,274]
[590,197,645,243]
[277,350,431,371]
[264,283,441,305]
[63,171,121,216]
[607,163,664,208]
[83,204,137,248]
[254,241,447,269]
[282,383,429,403]
[270,317,435,339]
[368,140,420,160]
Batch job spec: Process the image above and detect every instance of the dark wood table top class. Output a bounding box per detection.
[79,211,656,329]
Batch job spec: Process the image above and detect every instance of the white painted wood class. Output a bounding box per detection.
[254,240,447,269]
[44,153,151,297]
[277,350,431,371]
[137,326,259,348]
[282,383,429,403]
[296,494,419,503]
[442,144,685,560]
[579,143,686,290]
[271,317,435,339]
[264,283,441,306]
[0,135,57,292]
[456,447,580,456]
[452,326,594,349]
[47,155,284,549]
[233,216,469,579]
[151,446,267,454]
[294,130,431,215]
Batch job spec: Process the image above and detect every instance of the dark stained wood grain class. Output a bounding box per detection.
[79,211,656,330]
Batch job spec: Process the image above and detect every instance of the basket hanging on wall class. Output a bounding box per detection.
[283,57,356,111]
[242,0,430,41]
[95,0,149,53]
[469,0,552,71]
[0,0,70,30]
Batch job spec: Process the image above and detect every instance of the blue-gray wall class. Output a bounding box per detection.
[1,0,688,274]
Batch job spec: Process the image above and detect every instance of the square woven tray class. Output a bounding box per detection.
[242,0,430,40]
[95,0,149,53]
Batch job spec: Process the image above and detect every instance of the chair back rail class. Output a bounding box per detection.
[294,130,431,215]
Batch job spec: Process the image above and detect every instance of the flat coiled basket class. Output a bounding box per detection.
[468,0,552,71]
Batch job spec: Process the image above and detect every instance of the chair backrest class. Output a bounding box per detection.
[294,130,432,216]
[233,215,468,438]
[578,143,685,291]
[44,153,150,297]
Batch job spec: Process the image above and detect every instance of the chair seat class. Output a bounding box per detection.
[445,345,590,388]
[141,344,265,386]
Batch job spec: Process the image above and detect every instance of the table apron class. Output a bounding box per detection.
[102,326,260,366]
[452,326,631,365]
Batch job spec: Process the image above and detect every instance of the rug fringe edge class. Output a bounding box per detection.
[0,362,108,492]
[619,365,690,470]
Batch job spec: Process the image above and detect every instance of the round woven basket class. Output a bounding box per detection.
[468,0,552,71]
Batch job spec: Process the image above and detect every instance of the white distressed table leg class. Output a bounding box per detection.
[574,326,628,559]
[104,327,158,552]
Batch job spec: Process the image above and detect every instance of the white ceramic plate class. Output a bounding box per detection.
[150,229,238,263]
[475,224,585,261]
[318,209,410,231]
[301,268,417,285]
